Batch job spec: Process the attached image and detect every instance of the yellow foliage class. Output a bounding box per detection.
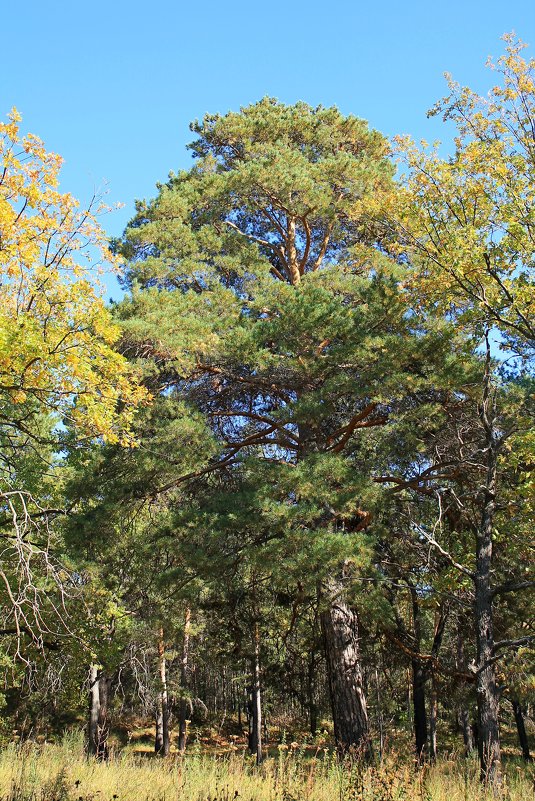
[393,36,535,349]
[0,109,147,444]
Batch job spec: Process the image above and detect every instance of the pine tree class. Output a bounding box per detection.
[116,99,471,755]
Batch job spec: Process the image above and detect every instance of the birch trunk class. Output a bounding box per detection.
[155,628,170,756]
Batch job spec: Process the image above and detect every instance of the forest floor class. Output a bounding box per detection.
[0,731,533,801]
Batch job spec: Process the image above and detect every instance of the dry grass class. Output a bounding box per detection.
[0,734,532,801]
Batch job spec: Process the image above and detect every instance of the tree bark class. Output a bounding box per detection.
[237,684,242,729]
[459,707,476,755]
[474,347,501,786]
[306,645,319,737]
[286,215,301,286]
[178,607,191,753]
[412,660,428,762]
[427,605,447,763]
[249,621,263,764]
[87,665,112,760]
[155,627,170,756]
[475,525,501,783]
[456,632,475,756]
[409,583,427,762]
[374,662,384,759]
[87,664,100,757]
[96,672,112,760]
[512,700,532,762]
[321,585,372,759]
[429,675,438,762]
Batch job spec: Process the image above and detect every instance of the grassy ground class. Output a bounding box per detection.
[0,735,533,801]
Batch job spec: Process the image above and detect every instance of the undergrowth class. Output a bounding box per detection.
[0,733,532,801]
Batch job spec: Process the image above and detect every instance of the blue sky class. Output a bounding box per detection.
[2,1,534,298]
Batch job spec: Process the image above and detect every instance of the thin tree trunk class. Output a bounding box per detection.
[307,649,318,737]
[87,665,112,760]
[249,621,263,764]
[512,700,532,762]
[308,689,318,738]
[178,607,191,754]
[428,605,447,763]
[410,583,427,762]
[247,686,253,751]
[475,525,501,783]
[87,664,100,757]
[321,583,372,759]
[96,672,112,760]
[474,340,501,786]
[459,707,476,755]
[429,675,438,762]
[406,668,412,731]
[155,627,170,756]
[456,632,475,756]
[412,660,428,762]
[374,662,384,759]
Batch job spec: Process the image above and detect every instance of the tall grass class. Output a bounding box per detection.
[0,734,532,801]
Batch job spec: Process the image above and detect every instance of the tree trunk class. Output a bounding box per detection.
[374,663,384,759]
[155,628,170,756]
[459,707,475,755]
[297,423,371,759]
[428,605,447,763]
[456,630,475,755]
[410,583,427,762]
[97,672,112,760]
[247,687,254,751]
[308,697,318,739]
[307,649,318,737]
[87,665,112,760]
[475,531,501,783]
[429,675,438,762]
[512,700,532,762]
[87,664,100,757]
[321,586,372,759]
[178,607,191,754]
[249,621,263,764]
[474,350,501,786]
[412,660,428,762]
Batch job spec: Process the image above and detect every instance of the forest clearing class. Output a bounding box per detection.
[0,17,534,801]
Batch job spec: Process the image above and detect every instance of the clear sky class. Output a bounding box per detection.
[2,1,534,297]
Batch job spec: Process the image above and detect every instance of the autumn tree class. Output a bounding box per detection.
[0,110,145,655]
[395,34,534,359]
[395,37,535,785]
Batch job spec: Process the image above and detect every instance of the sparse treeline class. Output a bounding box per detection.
[0,36,533,793]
